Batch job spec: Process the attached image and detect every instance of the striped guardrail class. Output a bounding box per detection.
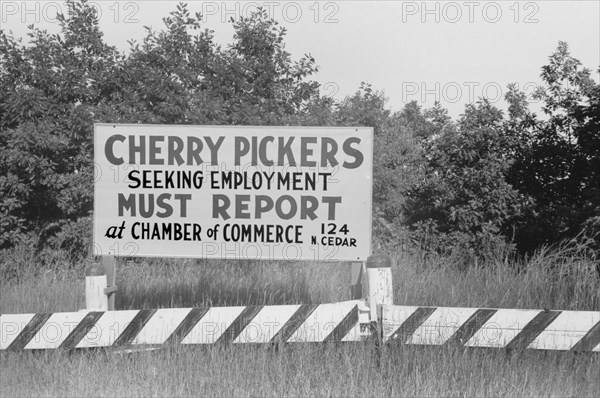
[2,302,598,352]
[1,301,370,350]
[382,305,600,352]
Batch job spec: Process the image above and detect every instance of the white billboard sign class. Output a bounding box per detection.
[93,124,373,261]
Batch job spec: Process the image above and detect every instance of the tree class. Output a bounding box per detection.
[0,1,333,256]
[398,100,451,141]
[335,85,440,240]
[223,9,322,125]
[335,84,401,224]
[506,42,600,252]
[404,99,530,262]
[403,43,600,259]
[0,0,121,251]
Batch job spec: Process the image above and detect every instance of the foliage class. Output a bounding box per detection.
[403,43,599,259]
[404,99,530,263]
[1,1,598,263]
[0,0,121,254]
[335,85,446,237]
[506,42,600,252]
[0,1,328,258]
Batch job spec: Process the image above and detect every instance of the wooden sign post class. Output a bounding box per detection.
[85,261,108,311]
[349,254,394,337]
[365,254,394,322]
[102,256,117,311]
[84,256,117,311]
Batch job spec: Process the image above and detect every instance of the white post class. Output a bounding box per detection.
[348,262,365,299]
[365,255,394,322]
[85,261,108,311]
[102,256,117,311]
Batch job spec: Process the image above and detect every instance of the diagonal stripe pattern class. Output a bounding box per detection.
[60,312,104,350]
[445,309,497,346]
[0,302,362,350]
[505,310,561,351]
[2,303,597,352]
[382,305,600,351]
[6,313,52,351]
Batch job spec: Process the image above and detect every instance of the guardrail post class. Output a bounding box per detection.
[85,260,108,311]
[365,254,394,324]
[102,255,117,311]
[349,261,366,299]
[85,255,117,311]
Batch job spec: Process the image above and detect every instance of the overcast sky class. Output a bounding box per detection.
[2,0,599,117]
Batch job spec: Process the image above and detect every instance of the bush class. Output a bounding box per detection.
[403,100,530,261]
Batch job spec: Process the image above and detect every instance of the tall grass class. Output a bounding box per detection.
[1,341,598,397]
[391,238,599,310]
[1,238,598,314]
[1,240,598,397]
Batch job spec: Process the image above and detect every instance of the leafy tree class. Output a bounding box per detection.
[404,99,530,262]
[398,100,451,140]
[335,85,439,241]
[98,3,223,125]
[0,1,332,256]
[506,42,600,252]
[0,0,121,251]
[3,1,596,264]
[104,4,326,126]
[423,101,452,138]
[335,84,401,226]
[403,43,599,259]
[224,9,322,125]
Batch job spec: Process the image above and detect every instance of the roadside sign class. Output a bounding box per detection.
[94,124,373,261]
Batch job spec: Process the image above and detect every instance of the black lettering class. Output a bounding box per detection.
[128,170,140,189]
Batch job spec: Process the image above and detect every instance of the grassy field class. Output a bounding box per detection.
[1,241,599,397]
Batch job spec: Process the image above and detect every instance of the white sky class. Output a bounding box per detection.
[1,0,599,117]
